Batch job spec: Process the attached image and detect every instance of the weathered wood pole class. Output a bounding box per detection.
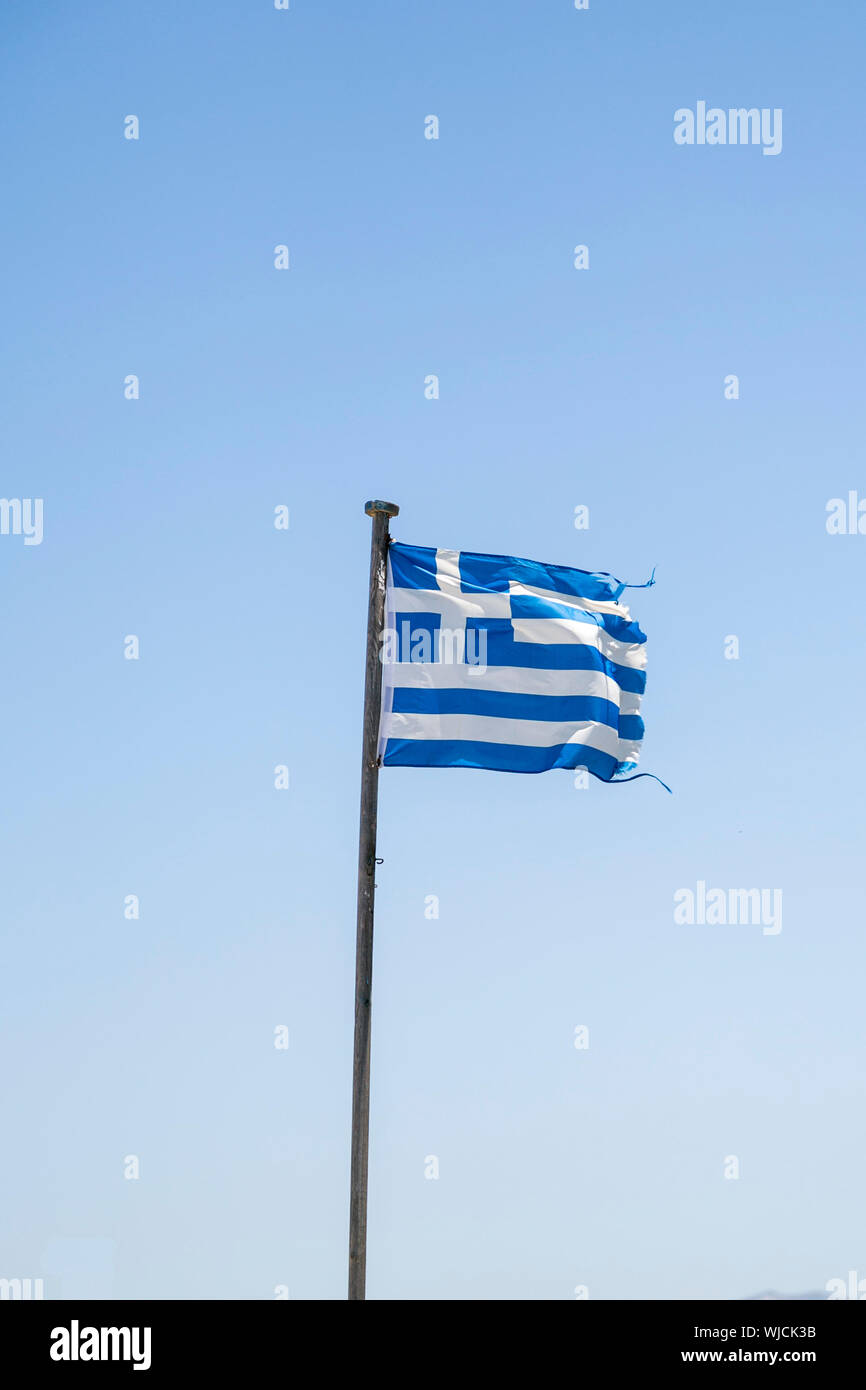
[348,498,399,1301]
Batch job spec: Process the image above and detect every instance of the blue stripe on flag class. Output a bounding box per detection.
[456,548,625,604]
[476,621,646,693]
[384,616,645,691]
[391,686,620,728]
[382,738,620,778]
[508,594,646,644]
[387,542,633,607]
[618,714,645,741]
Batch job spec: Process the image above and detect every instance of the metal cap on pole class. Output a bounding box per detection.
[349,498,399,1301]
[364,499,400,520]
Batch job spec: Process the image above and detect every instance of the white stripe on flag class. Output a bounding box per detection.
[385,711,622,754]
[389,586,511,621]
[388,662,629,705]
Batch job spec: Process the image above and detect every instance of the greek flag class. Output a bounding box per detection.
[379,541,661,784]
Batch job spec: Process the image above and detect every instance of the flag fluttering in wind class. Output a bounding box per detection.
[379,541,659,784]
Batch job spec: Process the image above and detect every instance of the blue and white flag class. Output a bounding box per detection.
[379,541,661,785]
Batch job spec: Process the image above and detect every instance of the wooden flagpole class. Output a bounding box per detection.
[348,498,399,1301]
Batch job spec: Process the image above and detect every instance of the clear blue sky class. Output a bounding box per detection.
[1,0,864,1300]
